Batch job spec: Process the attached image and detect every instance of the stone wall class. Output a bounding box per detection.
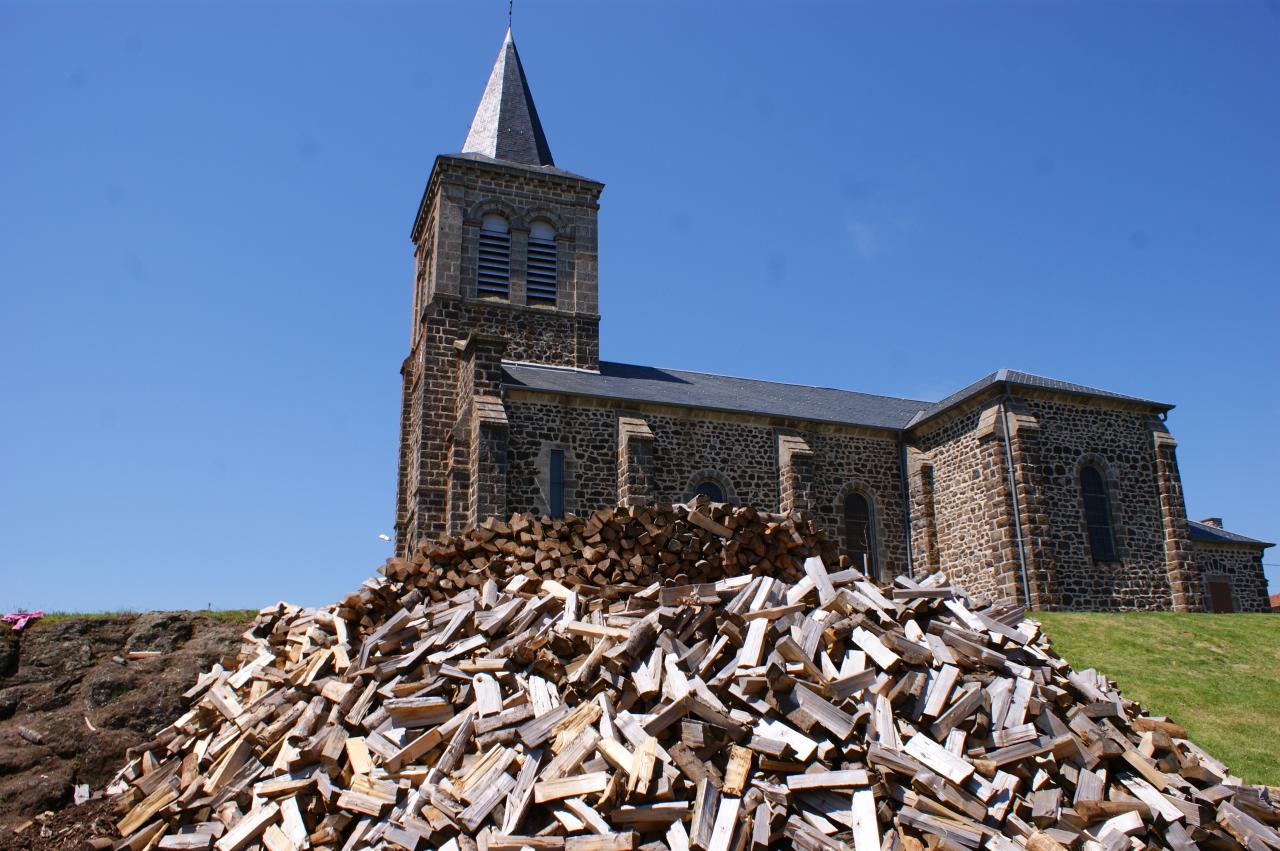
[617,417,656,508]
[1021,395,1177,610]
[909,403,1022,604]
[412,155,603,321]
[1000,403,1058,609]
[414,348,1214,614]
[1152,429,1198,611]
[505,399,616,518]
[804,430,908,579]
[502,394,910,577]
[909,392,1192,610]
[1191,542,1271,613]
[395,153,604,554]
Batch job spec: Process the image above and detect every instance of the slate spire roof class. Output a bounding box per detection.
[461,28,555,167]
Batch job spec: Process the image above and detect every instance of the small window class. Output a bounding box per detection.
[844,492,875,576]
[1080,464,1117,563]
[919,464,939,570]
[548,449,565,517]
[690,480,724,503]
[477,214,511,299]
[527,220,558,307]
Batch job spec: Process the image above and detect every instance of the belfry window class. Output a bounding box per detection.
[844,492,875,576]
[526,220,558,306]
[477,214,511,299]
[1080,464,1117,563]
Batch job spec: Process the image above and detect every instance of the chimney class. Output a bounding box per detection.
[1199,517,1224,529]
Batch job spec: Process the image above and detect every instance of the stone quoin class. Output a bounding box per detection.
[393,28,1272,612]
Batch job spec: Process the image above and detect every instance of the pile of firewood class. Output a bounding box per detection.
[381,503,836,600]
[102,506,1279,851]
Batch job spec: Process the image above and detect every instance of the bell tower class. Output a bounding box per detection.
[395,28,605,553]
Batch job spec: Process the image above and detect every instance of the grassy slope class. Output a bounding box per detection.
[30,610,258,625]
[1038,612,1280,787]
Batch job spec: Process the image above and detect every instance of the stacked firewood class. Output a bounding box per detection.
[380,503,837,601]
[102,508,1279,851]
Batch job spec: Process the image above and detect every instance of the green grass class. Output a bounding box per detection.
[195,609,259,623]
[1038,611,1280,787]
[20,609,258,626]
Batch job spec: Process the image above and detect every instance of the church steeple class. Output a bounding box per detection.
[397,24,603,550]
[461,28,555,167]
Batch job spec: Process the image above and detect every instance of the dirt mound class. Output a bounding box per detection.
[0,613,246,837]
[3,798,118,851]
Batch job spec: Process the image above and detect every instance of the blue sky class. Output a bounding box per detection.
[2,1,1277,612]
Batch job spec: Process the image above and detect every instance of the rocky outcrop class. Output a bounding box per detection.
[0,613,245,835]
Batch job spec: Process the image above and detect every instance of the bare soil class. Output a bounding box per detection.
[0,613,246,845]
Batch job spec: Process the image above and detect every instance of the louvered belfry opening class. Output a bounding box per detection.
[526,220,558,306]
[477,214,511,299]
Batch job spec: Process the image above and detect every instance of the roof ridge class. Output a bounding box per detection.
[1186,518,1274,547]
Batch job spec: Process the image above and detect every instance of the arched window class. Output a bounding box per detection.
[690,480,724,503]
[844,492,875,575]
[1080,464,1117,563]
[477,214,511,299]
[684,471,734,505]
[526,220,558,306]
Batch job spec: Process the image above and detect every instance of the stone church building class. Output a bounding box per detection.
[394,30,1272,612]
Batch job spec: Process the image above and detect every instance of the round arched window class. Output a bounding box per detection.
[690,480,725,503]
[481,213,509,234]
[1080,464,1117,563]
[844,492,875,574]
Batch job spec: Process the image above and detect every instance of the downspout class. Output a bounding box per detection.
[897,432,914,581]
[998,393,1033,608]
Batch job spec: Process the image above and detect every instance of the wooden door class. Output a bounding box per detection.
[1207,580,1234,613]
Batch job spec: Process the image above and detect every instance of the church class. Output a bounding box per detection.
[393,29,1271,612]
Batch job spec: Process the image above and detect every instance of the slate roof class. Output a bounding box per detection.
[906,369,1172,427]
[502,362,1172,433]
[462,29,554,167]
[1187,519,1274,548]
[502,361,930,430]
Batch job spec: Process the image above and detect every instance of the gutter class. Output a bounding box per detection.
[897,432,914,580]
